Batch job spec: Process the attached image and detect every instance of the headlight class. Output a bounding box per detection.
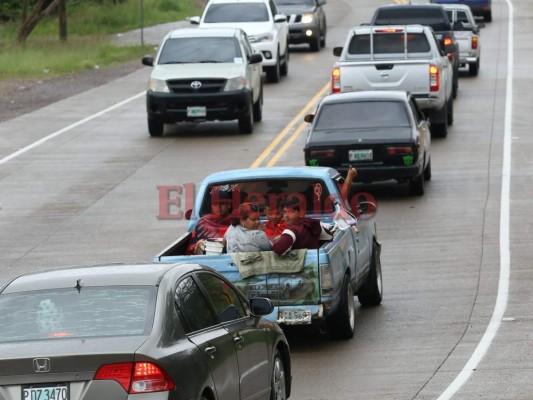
[224,77,248,91]
[301,13,314,24]
[148,78,170,93]
[250,32,274,43]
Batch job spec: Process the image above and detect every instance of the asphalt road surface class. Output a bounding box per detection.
[1,0,532,399]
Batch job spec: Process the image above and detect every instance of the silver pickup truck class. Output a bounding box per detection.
[332,25,455,138]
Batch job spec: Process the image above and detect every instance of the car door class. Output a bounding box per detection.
[241,33,262,104]
[197,272,271,400]
[175,276,240,400]
[269,0,288,55]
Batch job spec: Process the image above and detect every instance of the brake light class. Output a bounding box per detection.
[471,35,478,49]
[310,149,336,158]
[429,64,439,92]
[95,362,175,393]
[387,146,413,155]
[374,28,404,33]
[331,67,340,93]
[443,37,453,46]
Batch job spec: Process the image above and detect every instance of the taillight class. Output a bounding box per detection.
[310,149,336,158]
[443,37,453,46]
[471,36,478,49]
[387,146,413,155]
[95,362,175,393]
[331,67,340,93]
[429,64,439,92]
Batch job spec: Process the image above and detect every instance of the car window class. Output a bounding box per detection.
[275,0,314,5]
[348,32,430,55]
[314,101,411,130]
[175,276,217,332]
[158,37,242,64]
[373,8,451,31]
[196,273,248,323]
[456,11,470,23]
[204,3,270,23]
[0,286,156,343]
[269,0,279,16]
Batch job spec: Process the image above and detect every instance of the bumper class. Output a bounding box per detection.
[336,163,423,183]
[460,53,479,64]
[288,26,319,44]
[146,89,252,123]
[250,41,278,67]
[413,94,445,111]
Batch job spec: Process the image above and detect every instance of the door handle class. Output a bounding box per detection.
[205,346,217,358]
[233,335,244,345]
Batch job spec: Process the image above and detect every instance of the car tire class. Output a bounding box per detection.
[469,59,480,76]
[266,53,281,83]
[327,274,355,340]
[238,98,254,134]
[357,241,383,306]
[270,350,287,400]
[452,69,459,99]
[447,97,454,126]
[310,34,320,52]
[320,23,327,48]
[432,103,448,138]
[253,85,263,122]
[424,157,432,181]
[484,11,492,22]
[148,119,164,137]
[280,44,289,76]
[409,173,425,196]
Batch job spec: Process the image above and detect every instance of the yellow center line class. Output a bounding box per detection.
[267,116,309,167]
[250,81,330,168]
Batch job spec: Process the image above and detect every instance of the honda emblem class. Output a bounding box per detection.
[33,358,51,373]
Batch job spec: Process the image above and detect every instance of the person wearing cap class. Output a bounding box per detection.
[223,203,272,253]
[272,197,333,256]
[186,190,234,255]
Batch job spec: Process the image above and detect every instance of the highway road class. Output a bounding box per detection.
[1,0,532,398]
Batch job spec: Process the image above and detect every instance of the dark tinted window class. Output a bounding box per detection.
[373,8,451,31]
[314,101,411,130]
[159,37,242,64]
[204,3,269,22]
[275,0,314,6]
[348,32,430,54]
[175,277,217,332]
[197,273,247,323]
[0,286,156,343]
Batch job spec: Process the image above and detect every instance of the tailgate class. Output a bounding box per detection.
[454,31,472,53]
[338,60,431,95]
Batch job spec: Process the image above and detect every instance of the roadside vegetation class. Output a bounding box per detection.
[0,0,203,80]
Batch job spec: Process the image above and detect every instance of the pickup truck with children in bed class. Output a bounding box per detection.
[154,166,382,339]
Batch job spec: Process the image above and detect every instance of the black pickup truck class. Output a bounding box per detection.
[370,3,462,99]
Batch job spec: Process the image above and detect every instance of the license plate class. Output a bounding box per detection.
[22,384,69,400]
[278,309,312,324]
[349,149,373,161]
[187,106,206,117]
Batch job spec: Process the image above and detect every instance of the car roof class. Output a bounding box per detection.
[167,27,242,39]
[353,24,427,34]
[441,4,473,11]
[377,3,445,9]
[1,262,207,294]
[320,91,409,104]
[201,166,339,183]
[208,0,268,4]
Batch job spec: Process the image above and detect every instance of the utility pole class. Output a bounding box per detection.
[140,0,144,46]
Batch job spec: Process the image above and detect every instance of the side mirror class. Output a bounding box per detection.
[355,201,377,219]
[304,114,315,123]
[189,16,200,25]
[141,55,154,67]
[333,47,343,57]
[250,297,274,316]
[185,209,193,220]
[274,14,287,23]
[249,53,263,64]
[477,21,485,29]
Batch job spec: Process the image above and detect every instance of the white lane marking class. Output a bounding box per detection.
[0,92,145,166]
[437,1,514,398]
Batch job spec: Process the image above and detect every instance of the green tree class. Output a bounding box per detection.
[17,0,61,44]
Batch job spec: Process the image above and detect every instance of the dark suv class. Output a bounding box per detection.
[370,3,461,99]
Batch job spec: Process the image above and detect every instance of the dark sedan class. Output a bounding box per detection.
[0,263,291,400]
[304,91,431,195]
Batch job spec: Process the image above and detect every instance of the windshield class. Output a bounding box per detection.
[275,0,314,6]
[374,8,452,31]
[0,286,156,343]
[204,3,269,23]
[158,37,242,64]
[348,32,430,55]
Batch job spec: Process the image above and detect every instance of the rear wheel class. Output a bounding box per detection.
[270,350,287,400]
[357,242,383,306]
[452,69,459,99]
[469,59,480,76]
[409,173,425,196]
[484,10,492,22]
[148,119,163,136]
[327,274,355,339]
[424,157,432,181]
[447,97,454,126]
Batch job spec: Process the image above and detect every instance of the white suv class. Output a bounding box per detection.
[191,0,290,83]
[141,27,264,136]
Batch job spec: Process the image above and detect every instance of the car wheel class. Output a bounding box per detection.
[424,157,432,181]
[320,23,327,48]
[484,11,492,22]
[447,97,454,126]
[409,173,425,196]
[270,350,287,400]
[148,119,164,137]
[266,53,281,83]
[253,84,263,122]
[452,69,459,99]
[327,274,355,339]
[357,241,383,306]
[431,103,448,138]
[238,98,254,134]
[310,34,320,52]
[280,44,289,76]
[469,59,480,76]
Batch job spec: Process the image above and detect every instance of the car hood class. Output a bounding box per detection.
[306,126,412,146]
[200,21,274,36]
[277,5,315,14]
[151,63,246,81]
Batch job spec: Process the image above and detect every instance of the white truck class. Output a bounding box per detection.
[331,25,455,138]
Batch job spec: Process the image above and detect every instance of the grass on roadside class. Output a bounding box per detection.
[0,0,203,80]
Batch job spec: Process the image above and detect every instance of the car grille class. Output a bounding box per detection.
[166,79,227,94]
[285,14,302,23]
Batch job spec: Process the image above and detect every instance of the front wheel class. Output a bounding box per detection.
[266,50,281,83]
[270,350,287,400]
[238,98,254,134]
[327,274,355,339]
[148,119,163,136]
[253,85,263,122]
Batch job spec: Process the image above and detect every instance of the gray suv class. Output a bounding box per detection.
[274,0,326,52]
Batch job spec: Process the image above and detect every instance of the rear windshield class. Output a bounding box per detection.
[348,32,431,55]
[314,101,411,130]
[159,37,242,64]
[373,8,452,31]
[204,3,269,22]
[0,286,156,343]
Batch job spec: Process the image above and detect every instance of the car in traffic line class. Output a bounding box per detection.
[191,0,290,83]
[0,262,292,400]
[141,27,263,136]
[443,3,484,76]
[304,91,431,196]
[274,0,327,52]
[430,0,492,22]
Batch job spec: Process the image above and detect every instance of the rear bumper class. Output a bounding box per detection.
[336,163,423,183]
